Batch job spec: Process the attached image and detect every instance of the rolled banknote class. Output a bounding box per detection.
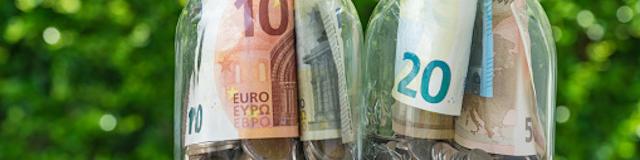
[392,102,454,140]
[363,0,476,159]
[391,0,477,116]
[390,0,476,145]
[296,0,363,159]
[296,0,353,143]
[454,0,546,157]
[177,0,300,159]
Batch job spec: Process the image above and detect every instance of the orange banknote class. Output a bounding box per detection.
[184,0,298,146]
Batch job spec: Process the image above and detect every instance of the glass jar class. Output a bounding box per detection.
[360,0,556,159]
[294,0,363,159]
[175,0,301,159]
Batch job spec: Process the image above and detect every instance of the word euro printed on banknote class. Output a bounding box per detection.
[184,0,298,148]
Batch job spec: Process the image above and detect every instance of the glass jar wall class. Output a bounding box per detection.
[359,0,556,159]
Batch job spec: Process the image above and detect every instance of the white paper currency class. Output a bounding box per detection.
[391,0,478,116]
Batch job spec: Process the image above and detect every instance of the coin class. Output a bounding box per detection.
[432,142,492,160]
[304,139,349,160]
[242,138,298,160]
[405,138,436,160]
[373,141,402,160]
[431,142,458,160]
[462,149,492,160]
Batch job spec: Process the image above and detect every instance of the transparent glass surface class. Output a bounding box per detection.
[295,0,364,159]
[175,0,301,159]
[359,0,556,159]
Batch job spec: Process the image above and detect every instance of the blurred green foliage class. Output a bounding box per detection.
[538,0,640,159]
[0,0,181,159]
[1,0,640,159]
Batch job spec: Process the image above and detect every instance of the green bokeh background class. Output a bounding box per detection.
[1,0,639,159]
